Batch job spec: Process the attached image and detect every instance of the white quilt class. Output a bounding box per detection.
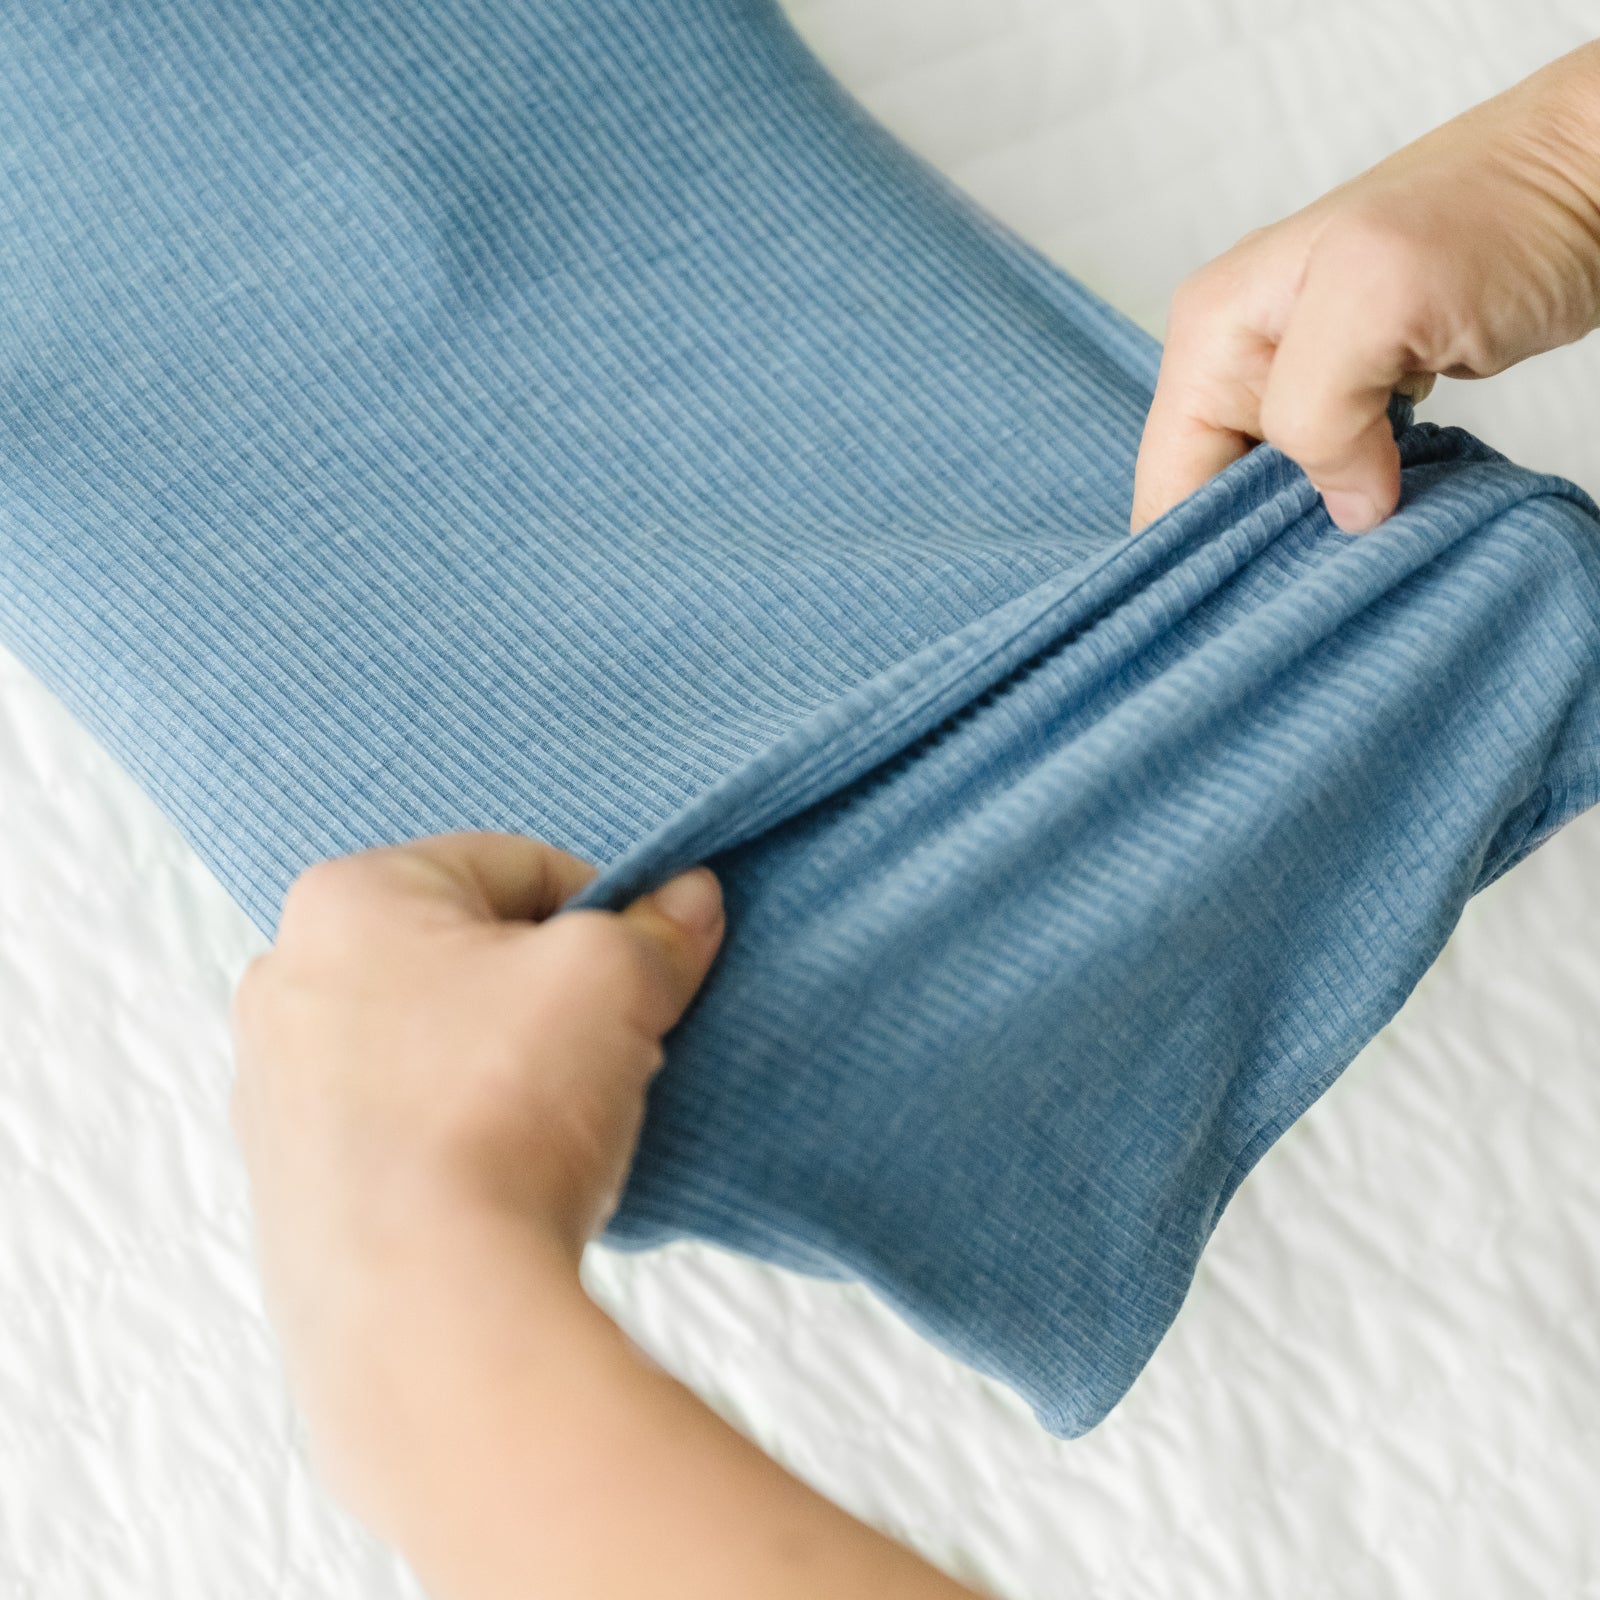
[3,3,1597,1594]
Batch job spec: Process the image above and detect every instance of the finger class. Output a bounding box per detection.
[1131,393,1255,533]
[529,866,726,1057]
[1260,265,1412,533]
[614,866,726,1039]
[377,830,599,923]
[1130,268,1275,534]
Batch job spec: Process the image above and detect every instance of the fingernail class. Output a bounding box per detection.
[1322,489,1382,533]
[652,866,723,934]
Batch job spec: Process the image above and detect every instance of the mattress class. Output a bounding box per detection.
[2,1,1597,1595]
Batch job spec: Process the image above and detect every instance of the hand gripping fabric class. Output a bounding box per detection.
[3,0,1599,1439]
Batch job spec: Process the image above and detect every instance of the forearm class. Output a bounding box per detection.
[332,1204,984,1600]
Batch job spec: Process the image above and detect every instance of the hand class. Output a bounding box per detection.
[228,831,725,1512]
[229,836,980,1599]
[1131,40,1600,535]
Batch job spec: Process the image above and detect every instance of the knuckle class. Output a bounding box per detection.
[1316,210,1432,338]
[1168,265,1224,324]
[1320,208,1420,281]
[276,855,369,939]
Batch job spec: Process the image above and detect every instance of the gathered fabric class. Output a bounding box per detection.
[3,0,1598,1436]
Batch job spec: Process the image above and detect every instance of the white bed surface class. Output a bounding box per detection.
[3,3,1598,1595]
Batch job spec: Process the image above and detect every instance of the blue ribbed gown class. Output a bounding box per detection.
[2,0,1598,1436]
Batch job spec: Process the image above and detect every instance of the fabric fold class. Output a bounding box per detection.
[575,415,1600,1434]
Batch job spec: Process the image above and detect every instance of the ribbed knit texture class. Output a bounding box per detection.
[3,0,1599,1437]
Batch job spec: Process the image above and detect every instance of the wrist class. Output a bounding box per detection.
[308,1197,598,1538]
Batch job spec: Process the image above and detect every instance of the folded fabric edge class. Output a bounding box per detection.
[561,442,1316,920]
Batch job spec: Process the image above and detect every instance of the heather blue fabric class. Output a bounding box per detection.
[3,0,1599,1438]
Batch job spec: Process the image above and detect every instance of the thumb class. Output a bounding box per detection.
[614,865,726,1038]
[1260,261,1407,534]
